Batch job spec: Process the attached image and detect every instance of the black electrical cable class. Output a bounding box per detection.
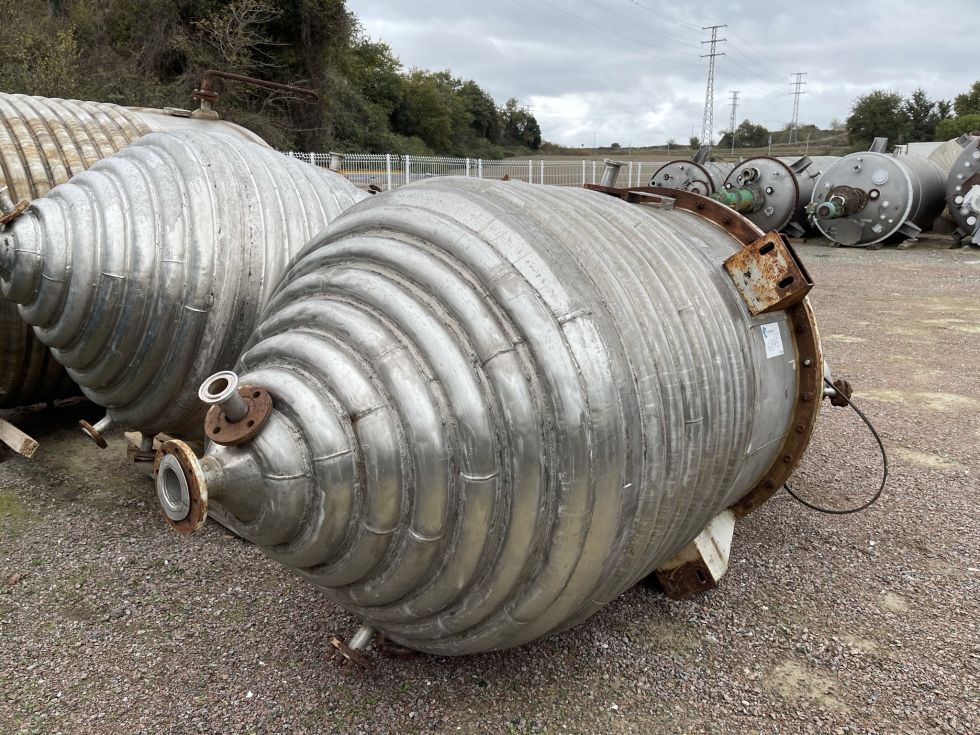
[783,377,888,515]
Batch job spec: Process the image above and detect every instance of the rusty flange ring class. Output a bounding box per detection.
[584,184,824,517]
[328,636,373,670]
[204,385,272,446]
[153,439,208,535]
[78,420,109,449]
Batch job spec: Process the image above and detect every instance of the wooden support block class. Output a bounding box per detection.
[0,417,39,459]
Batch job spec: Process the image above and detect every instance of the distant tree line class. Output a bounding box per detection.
[0,0,541,157]
[846,82,980,149]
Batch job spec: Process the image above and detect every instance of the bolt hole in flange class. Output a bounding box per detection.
[778,275,795,289]
[759,242,775,255]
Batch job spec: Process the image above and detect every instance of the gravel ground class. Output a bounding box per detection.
[1,240,978,735]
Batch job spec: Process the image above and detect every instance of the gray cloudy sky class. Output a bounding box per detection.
[346,0,978,147]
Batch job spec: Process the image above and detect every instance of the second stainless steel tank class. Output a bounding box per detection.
[649,159,735,195]
[713,156,838,236]
[944,134,980,245]
[809,147,946,247]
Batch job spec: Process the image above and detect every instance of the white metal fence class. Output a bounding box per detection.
[282,152,664,191]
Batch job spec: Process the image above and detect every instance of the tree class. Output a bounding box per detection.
[718,119,768,149]
[688,136,700,149]
[936,114,980,141]
[954,80,980,116]
[903,88,944,143]
[500,98,541,150]
[846,90,906,149]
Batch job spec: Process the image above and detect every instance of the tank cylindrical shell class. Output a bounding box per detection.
[0,130,366,436]
[649,160,735,195]
[944,136,980,243]
[721,156,838,235]
[0,93,271,408]
[194,177,816,655]
[811,151,946,246]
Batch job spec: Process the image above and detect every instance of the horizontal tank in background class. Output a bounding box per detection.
[944,133,980,245]
[808,138,946,248]
[153,176,831,658]
[712,156,838,237]
[648,146,735,195]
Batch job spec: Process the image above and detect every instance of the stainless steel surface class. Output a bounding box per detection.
[0,93,270,408]
[0,93,150,407]
[944,135,980,244]
[199,372,249,423]
[127,106,269,146]
[720,156,838,235]
[649,160,735,195]
[811,151,946,246]
[163,176,817,656]
[0,130,367,437]
[599,160,625,187]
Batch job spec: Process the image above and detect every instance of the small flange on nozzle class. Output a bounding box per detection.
[199,371,273,446]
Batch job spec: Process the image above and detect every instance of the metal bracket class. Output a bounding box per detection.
[723,231,813,316]
[624,190,675,209]
[655,510,735,599]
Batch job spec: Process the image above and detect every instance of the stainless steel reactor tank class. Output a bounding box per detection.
[0,130,366,446]
[713,156,838,237]
[808,140,946,247]
[154,177,829,657]
[944,133,980,245]
[0,92,270,409]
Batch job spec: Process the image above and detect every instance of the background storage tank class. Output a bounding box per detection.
[809,141,946,247]
[154,176,827,657]
[0,93,270,409]
[712,156,838,237]
[0,130,366,445]
[944,134,980,245]
[648,158,735,196]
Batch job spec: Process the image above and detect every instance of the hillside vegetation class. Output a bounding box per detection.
[0,0,542,157]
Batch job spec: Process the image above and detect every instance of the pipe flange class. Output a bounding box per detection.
[153,440,208,535]
[78,420,109,449]
[0,199,28,226]
[328,636,373,670]
[204,385,272,446]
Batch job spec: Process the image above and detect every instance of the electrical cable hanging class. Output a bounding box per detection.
[784,377,888,515]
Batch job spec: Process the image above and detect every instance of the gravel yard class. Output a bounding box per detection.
[1,241,978,735]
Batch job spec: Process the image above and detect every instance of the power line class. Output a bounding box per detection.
[700,24,726,149]
[789,72,807,143]
[728,90,739,155]
[628,0,703,33]
[523,0,703,65]
[587,1,702,50]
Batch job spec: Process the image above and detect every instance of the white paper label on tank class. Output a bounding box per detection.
[761,323,784,359]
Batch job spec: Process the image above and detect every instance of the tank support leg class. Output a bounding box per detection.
[654,510,735,599]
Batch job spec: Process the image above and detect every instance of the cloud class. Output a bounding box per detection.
[347,0,979,146]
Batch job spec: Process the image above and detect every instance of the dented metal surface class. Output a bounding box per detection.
[156,177,825,656]
[0,130,367,438]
